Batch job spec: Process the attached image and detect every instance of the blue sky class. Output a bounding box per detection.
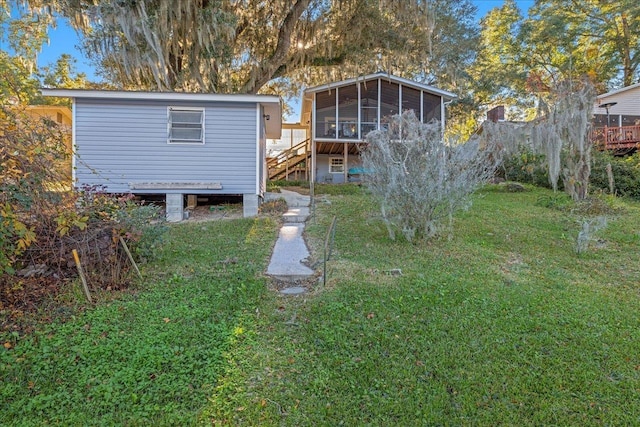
[30,0,536,82]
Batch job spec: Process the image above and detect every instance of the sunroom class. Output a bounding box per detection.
[300,72,457,183]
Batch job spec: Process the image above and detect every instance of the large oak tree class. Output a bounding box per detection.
[14,0,453,94]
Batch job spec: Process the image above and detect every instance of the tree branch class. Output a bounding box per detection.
[268,52,348,81]
[240,0,311,93]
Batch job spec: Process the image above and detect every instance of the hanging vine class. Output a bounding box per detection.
[16,0,446,93]
[482,80,596,200]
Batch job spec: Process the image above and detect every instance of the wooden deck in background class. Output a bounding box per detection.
[592,125,640,153]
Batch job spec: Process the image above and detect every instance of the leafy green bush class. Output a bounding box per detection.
[591,151,640,200]
[113,199,166,262]
[499,148,640,201]
[0,106,69,274]
[499,149,551,188]
[74,186,166,260]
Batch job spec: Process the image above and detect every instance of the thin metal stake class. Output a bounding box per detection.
[323,244,327,287]
[323,216,337,287]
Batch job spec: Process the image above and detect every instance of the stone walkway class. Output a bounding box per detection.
[265,190,315,287]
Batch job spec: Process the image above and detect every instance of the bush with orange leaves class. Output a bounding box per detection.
[0,105,165,297]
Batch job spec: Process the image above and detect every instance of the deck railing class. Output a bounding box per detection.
[592,125,640,151]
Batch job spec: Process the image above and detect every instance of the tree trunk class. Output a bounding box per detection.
[620,14,633,87]
[241,0,311,94]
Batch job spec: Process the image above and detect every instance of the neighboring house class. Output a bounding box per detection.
[41,89,282,220]
[267,123,309,157]
[593,83,640,153]
[25,104,72,127]
[266,123,310,181]
[268,72,457,183]
[24,105,73,180]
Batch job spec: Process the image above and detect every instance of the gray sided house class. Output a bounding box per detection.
[42,89,282,221]
[268,72,456,183]
[592,83,640,153]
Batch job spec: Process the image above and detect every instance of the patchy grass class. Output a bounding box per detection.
[3,185,640,425]
[314,182,365,195]
[0,218,278,425]
[204,186,640,425]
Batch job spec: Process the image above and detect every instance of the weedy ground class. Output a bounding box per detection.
[2,184,640,426]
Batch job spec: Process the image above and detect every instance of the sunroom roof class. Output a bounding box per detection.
[303,72,457,101]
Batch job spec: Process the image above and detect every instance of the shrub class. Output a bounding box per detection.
[259,198,288,215]
[1,107,166,312]
[591,151,640,200]
[500,148,551,188]
[112,197,167,262]
[361,111,498,241]
[0,106,69,274]
[575,216,608,254]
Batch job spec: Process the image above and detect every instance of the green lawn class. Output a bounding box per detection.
[2,186,640,425]
[1,217,278,426]
[205,186,640,425]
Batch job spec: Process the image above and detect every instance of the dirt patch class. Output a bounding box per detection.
[185,198,289,222]
[185,204,243,222]
[268,273,322,294]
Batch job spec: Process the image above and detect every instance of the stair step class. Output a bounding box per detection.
[267,138,311,180]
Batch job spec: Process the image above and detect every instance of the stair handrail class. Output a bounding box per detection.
[267,138,310,168]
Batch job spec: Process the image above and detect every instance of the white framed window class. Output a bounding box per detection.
[168,107,204,144]
[329,157,344,173]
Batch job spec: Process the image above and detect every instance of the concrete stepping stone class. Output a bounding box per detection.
[265,190,314,282]
[279,286,307,295]
[266,222,314,281]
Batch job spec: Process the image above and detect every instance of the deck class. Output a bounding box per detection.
[592,125,640,153]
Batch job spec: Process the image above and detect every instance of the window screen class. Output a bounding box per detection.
[169,108,204,143]
[315,90,337,138]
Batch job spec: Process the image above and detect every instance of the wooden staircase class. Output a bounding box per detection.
[268,139,311,181]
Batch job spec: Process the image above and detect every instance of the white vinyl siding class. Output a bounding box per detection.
[168,107,204,144]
